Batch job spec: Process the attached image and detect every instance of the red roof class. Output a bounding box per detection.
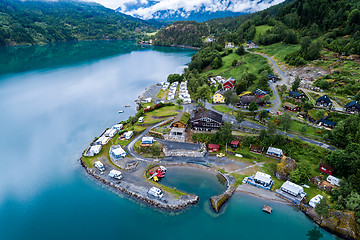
[208,143,219,149]
[231,140,239,145]
[223,81,235,89]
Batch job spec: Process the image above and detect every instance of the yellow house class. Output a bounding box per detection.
[213,92,225,103]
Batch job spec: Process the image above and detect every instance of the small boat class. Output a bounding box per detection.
[263,205,272,214]
[157,173,164,178]
[118,110,124,113]
[149,170,153,175]
[153,176,159,182]
[125,105,130,107]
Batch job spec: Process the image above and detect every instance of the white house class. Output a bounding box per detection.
[327,175,341,186]
[254,171,272,187]
[95,136,110,145]
[113,124,123,131]
[89,145,102,156]
[104,128,117,137]
[111,147,127,159]
[124,131,133,140]
[280,181,305,197]
[309,194,324,208]
[266,147,283,158]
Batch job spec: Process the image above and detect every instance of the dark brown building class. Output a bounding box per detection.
[191,110,223,131]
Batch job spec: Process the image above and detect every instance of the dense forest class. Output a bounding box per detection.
[0,0,157,46]
[153,21,209,48]
[153,0,360,56]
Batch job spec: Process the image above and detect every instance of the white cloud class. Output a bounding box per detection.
[83,0,285,19]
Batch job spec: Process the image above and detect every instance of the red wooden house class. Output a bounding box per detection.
[222,77,236,90]
[230,140,239,148]
[319,163,334,175]
[208,143,220,152]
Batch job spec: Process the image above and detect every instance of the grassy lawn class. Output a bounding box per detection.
[202,52,269,80]
[303,183,330,201]
[254,25,272,42]
[255,43,301,62]
[212,105,236,116]
[156,89,166,99]
[143,106,181,124]
[288,119,326,139]
[230,173,247,186]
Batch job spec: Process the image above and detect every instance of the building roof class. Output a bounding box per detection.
[345,100,360,109]
[267,147,283,156]
[281,181,304,195]
[239,95,262,105]
[192,110,223,124]
[231,140,239,145]
[254,171,272,184]
[112,147,126,156]
[320,118,336,126]
[142,137,154,142]
[171,112,190,126]
[289,91,303,97]
[316,95,332,104]
[208,143,219,149]
[283,102,298,109]
[254,89,268,97]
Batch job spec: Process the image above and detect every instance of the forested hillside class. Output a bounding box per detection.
[0,0,157,46]
[153,0,360,56]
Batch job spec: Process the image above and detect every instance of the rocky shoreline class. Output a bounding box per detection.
[80,160,199,211]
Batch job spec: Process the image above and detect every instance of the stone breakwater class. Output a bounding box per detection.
[210,173,236,212]
[80,160,199,211]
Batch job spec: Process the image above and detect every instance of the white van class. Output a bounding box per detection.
[94,161,105,172]
[138,117,144,123]
[108,169,122,180]
[148,187,163,198]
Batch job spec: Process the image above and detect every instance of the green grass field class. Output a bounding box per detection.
[255,43,301,62]
[254,25,272,42]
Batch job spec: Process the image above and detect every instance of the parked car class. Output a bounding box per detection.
[94,161,105,172]
[216,153,225,158]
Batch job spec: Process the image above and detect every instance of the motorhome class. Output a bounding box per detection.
[94,161,105,172]
[108,169,122,180]
[148,187,163,198]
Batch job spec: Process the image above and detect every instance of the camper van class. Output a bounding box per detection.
[94,161,105,172]
[108,169,122,180]
[148,187,163,198]
[138,117,144,123]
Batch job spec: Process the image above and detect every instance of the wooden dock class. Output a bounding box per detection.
[263,205,272,214]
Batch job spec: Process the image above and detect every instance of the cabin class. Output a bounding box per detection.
[320,119,336,128]
[276,181,306,205]
[327,175,341,187]
[171,112,190,128]
[316,95,332,108]
[289,91,305,99]
[345,100,360,114]
[246,41,257,48]
[268,74,280,83]
[225,42,235,49]
[230,140,239,148]
[309,194,324,208]
[111,146,127,159]
[237,95,263,108]
[123,131,133,140]
[94,136,111,145]
[319,162,334,175]
[213,90,225,104]
[266,147,283,158]
[254,89,268,98]
[208,143,219,152]
[250,144,264,154]
[191,110,223,131]
[283,102,300,112]
[141,137,154,146]
[88,145,102,156]
[222,78,236,90]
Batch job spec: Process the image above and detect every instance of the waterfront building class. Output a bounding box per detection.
[266,147,283,158]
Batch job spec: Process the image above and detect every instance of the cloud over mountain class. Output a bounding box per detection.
[85,0,285,20]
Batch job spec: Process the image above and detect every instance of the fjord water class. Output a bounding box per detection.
[0,41,338,240]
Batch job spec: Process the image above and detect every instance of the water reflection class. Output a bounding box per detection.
[307,227,324,240]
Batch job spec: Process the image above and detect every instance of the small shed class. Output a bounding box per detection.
[319,163,334,175]
[230,140,239,148]
[266,147,283,158]
[171,112,190,128]
[141,137,154,146]
[208,143,220,152]
[320,119,336,128]
[250,144,264,154]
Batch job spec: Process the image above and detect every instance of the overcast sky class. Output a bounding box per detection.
[83,0,285,19]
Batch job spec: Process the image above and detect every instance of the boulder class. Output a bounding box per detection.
[276,156,297,181]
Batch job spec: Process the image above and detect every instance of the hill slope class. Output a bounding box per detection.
[0,0,156,46]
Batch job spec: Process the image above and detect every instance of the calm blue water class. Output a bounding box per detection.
[0,40,338,240]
